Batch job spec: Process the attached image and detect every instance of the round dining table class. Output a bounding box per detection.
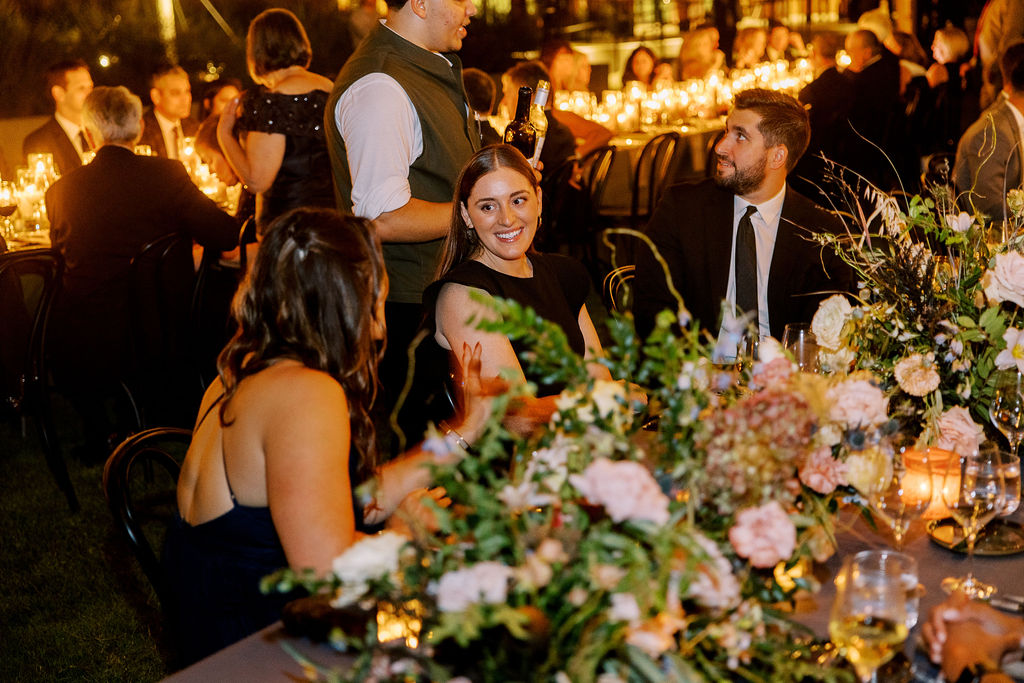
[162,504,1024,682]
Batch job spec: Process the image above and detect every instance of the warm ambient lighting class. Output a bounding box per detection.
[903,448,958,520]
[377,599,423,648]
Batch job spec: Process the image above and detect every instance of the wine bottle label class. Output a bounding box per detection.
[530,136,546,168]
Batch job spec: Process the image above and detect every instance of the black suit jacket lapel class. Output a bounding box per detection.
[768,190,821,338]
[705,187,734,327]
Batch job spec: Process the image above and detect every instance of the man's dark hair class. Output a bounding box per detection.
[1001,40,1024,93]
[504,60,551,94]
[463,68,496,115]
[811,32,842,61]
[150,62,188,89]
[733,88,810,171]
[45,59,89,93]
[384,0,407,8]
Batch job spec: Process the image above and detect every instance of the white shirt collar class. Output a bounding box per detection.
[733,183,786,228]
[54,112,85,157]
[153,109,179,134]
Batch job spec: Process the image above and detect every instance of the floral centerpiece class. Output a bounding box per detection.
[262,295,900,682]
[808,167,1024,450]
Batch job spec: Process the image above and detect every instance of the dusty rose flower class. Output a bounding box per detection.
[625,614,684,658]
[516,554,554,590]
[567,587,588,606]
[536,538,569,564]
[728,502,797,568]
[569,458,670,525]
[995,327,1024,374]
[591,564,627,590]
[827,379,889,427]
[436,562,513,612]
[608,592,641,623]
[687,533,741,609]
[984,252,1024,307]
[812,294,853,350]
[799,446,847,494]
[894,353,941,397]
[935,406,985,456]
[750,357,794,391]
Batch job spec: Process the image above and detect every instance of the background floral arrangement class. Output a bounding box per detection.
[261,296,906,683]
[809,167,1024,451]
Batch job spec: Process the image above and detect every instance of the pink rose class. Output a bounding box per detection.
[728,502,797,568]
[569,458,670,525]
[984,252,1024,307]
[893,353,941,397]
[750,357,794,391]
[625,614,684,658]
[827,379,889,427]
[798,446,848,494]
[935,406,984,457]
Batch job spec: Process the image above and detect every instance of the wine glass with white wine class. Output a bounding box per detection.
[941,447,1005,598]
[829,556,909,682]
[868,439,932,550]
[990,369,1024,456]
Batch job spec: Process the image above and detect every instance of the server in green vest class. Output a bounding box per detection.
[326,0,480,447]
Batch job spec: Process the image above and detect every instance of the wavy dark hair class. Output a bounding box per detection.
[247,8,313,81]
[435,144,540,280]
[622,46,657,85]
[217,208,385,479]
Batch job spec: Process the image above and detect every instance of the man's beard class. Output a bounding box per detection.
[713,153,767,196]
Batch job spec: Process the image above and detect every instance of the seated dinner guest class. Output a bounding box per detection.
[218,8,335,233]
[46,86,237,458]
[22,59,94,175]
[621,46,657,87]
[633,88,853,348]
[138,63,199,159]
[167,208,487,664]
[424,144,612,424]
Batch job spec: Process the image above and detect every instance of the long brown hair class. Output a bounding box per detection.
[435,143,540,280]
[217,208,385,479]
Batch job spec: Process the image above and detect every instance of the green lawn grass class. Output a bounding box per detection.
[0,411,167,682]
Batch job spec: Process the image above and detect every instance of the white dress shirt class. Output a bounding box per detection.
[54,112,87,160]
[153,110,183,159]
[719,183,787,348]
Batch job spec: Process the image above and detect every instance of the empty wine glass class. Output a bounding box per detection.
[990,369,1024,456]
[0,180,17,239]
[941,448,1005,599]
[1000,453,1021,517]
[829,555,909,682]
[782,322,819,371]
[868,440,932,550]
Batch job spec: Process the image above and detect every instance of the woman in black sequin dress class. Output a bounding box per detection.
[217,9,336,233]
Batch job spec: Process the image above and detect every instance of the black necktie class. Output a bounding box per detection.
[735,204,759,329]
[77,131,89,157]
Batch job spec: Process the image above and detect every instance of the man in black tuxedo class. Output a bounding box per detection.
[46,86,236,455]
[633,88,853,353]
[137,64,199,158]
[22,59,94,175]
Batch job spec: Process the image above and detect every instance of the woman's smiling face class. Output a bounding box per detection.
[462,166,541,275]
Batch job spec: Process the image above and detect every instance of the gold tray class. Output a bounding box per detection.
[926,519,1024,556]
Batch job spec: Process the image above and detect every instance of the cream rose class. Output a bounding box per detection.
[984,252,1024,307]
[812,294,853,350]
[827,379,890,427]
[893,353,941,397]
[844,448,893,497]
[728,502,797,568]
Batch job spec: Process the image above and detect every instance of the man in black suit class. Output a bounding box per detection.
[46,86,236,455]
[22,59,94,175]
[633,88,853,354]
[137,64,199,158]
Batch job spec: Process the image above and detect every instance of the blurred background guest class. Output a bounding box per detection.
[652,58,676,88]
[22,59,94,175]
[892,30,929,98]
[540,39,577,93]
[571,49,594,91]
[766,19,805,62]
[678,24,725,80]
[924,26,972,155]
[138,63,199,159]
[347,0,381,48]
[46,86,237,460]
[732,26,767,69]
[217,8,335,234]
[621,45,656,87]
[462,67,501,147]
[198,77,242,121]
[975,0,1024,110]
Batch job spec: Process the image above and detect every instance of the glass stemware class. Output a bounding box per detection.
[868,441,932,550]
[0,180,17,240]
[940,448,1005,598]
[781,322,819,371]
[829,555,909,682]
[990,369,1024,456]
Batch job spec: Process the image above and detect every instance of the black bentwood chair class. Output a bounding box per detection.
[103,428,191,621]
[0,247,77,510]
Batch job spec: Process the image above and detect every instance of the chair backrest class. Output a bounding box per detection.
[0,248,62,408]
[102,427,192,608]
[130,232,193,361]
[537,154,579,251]
[579,144,618,212]
[631,132,680,227]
